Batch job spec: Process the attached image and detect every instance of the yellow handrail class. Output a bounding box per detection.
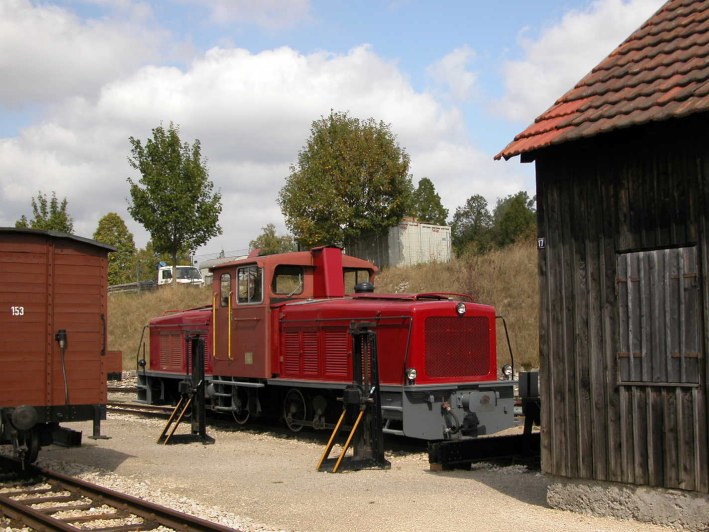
[228,290,233,360]
[211,293,217,358]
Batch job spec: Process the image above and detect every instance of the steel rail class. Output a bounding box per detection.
[0,456,235,531]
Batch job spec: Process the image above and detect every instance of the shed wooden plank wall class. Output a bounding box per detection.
[535,117,708,493]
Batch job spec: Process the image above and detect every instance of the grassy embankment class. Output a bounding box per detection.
[108,238,539,371]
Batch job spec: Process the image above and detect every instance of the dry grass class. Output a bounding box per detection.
[108,240,539,371]
[108,286,212,370]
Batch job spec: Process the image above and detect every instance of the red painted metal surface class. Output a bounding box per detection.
[276,296,497,386]
[496,0,709,161]
[149,308,213,375]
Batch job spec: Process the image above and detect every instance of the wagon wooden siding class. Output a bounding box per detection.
[535,119,708,493]
[0,229,112,411]
[0,237,49,406]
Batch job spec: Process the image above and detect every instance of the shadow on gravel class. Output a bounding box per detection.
[426,458,550,508]
[40,444,134,473]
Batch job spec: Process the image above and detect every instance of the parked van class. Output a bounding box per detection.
[158,265,204,286]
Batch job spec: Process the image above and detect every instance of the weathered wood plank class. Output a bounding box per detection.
[536,125,707,493]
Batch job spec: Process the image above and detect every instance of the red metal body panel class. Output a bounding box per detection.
[0,228,112,411]
[275,297,497,386]
[149,308,213,375]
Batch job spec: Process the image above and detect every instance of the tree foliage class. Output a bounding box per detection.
[93,213,136,285]
[250,224,296,255]
[411,177,447,225]
[491,191,536,247]
[278,111,413,248]
[15,191,74,233]
[450,191,536,255]
[127,123,222,271]
[450,194,493,255]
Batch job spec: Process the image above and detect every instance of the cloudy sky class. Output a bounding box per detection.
[0,0,665,259]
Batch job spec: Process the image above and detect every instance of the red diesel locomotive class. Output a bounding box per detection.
[137,246,515,441]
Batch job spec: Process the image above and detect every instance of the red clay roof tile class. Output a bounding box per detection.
[496,0,709,160]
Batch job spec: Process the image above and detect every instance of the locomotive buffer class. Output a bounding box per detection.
[158,334,214,445]
[317,322,391,473]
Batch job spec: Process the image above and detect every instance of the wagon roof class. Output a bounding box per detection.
[496,0,709,161]
[0,227,116,252]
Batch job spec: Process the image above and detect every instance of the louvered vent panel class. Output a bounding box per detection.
[425,316,490,377]
[159,332,184,371]
[324,331,349,377]
[283,331,301,375]
[302,332,319,375]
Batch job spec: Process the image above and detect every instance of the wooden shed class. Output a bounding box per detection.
[496,0,708,511]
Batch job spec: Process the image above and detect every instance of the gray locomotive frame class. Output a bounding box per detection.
[380,381,516,440]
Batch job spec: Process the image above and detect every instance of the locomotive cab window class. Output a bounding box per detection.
[220,273,231,307]
[272,265,304,296]
[344,268,371,293]
[238,265,263,304]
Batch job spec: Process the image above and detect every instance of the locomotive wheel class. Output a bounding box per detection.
[231,387,250,425]
[283,389,306,432]
[15,429,39,469]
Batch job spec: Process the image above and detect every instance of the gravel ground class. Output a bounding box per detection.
[30,410,681,532]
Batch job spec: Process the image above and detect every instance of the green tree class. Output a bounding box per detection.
[450,194,492,255]
[15,191,74,233]
[278,111,413,248]
[93,213,137,285]
[127,122,222,275]
[491,191,536,247]
[411,177,448,225]
[250,224,296,255]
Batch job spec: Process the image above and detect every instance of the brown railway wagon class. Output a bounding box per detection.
[0,228,114,465]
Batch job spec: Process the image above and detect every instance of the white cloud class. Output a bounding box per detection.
[426,46,478,102]
[0,0,165,108]
[495,0,665,124]
[187,0,312,29]
[411,141,533,216]
[0,42,532,255]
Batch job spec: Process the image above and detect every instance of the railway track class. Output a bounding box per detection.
[0,456,234,531]
[107,400,176,417]
[108,385,138,394]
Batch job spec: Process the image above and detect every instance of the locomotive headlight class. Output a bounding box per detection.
[455,302,466,316]
[406,368,417,383]
[502,364,513,380]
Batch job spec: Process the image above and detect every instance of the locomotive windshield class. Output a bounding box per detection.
[237,265,263,304]
[272,265,304,296]
[344,268,371,293]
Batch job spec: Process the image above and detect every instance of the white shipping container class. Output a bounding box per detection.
[349,221,451,268]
